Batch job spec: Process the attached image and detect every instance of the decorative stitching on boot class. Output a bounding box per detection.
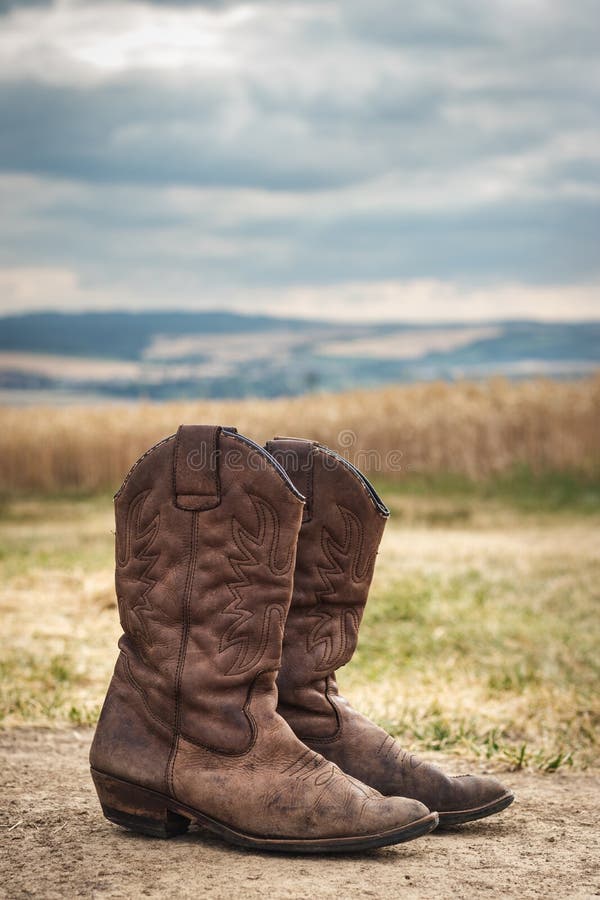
[119,492,283,759]
[281,750,337,787]
[375,733,423,770]
[305,505,373,673]
[220,494,292,676]
[116,489,160,665]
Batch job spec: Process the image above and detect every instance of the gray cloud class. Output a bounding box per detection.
[2,172,597,293]
[0,0,235,10]
[0,0,49,12]
[0,0,598,315]
[0,79,379,190]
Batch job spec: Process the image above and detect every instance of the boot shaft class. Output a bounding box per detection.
[266,437,388,725]
[115,425,304,753]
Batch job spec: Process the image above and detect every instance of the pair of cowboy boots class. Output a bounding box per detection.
[90,425,513,853]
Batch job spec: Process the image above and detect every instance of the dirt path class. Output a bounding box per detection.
[1,729,598,899]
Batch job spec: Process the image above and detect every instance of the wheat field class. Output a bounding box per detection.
[1,375,599,495]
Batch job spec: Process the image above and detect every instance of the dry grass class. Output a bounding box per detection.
[346,493,600,771]
[0,496,116,726]
[0,375,599,495]
[1,491,598,771]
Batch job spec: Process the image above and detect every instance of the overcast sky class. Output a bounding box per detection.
[0,0,599,321]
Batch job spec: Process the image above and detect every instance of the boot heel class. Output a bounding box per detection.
[91,769,190,839]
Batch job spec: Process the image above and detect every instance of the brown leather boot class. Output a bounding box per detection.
[90,425,437,852]
[267,436,515,827]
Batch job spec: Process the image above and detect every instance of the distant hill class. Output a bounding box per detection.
[0,310,301,360]
[0,310,598,402]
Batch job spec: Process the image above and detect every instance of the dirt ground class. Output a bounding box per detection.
[1,729,598,899]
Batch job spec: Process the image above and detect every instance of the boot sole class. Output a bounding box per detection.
[91,767,439,853]
[436,791,515,827]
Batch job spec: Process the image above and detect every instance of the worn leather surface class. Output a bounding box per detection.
[269,437,510,814]
[90,426,430,839]
[173,679,427,838]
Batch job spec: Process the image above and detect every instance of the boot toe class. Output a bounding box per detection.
[360,795,434,835]
[437,774,514,825]
[454,774,512,805]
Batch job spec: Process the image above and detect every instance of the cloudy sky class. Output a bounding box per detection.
[0,0,599,321]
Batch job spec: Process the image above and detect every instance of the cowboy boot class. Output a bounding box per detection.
[267,436,515,827]
[89,425,438,852]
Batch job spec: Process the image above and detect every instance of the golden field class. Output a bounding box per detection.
[0,375,599,495]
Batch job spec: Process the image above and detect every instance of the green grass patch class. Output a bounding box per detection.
[343,559,600,770]
[0,651,101,725]
[373,467,600,514]
[1,490,598,771]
